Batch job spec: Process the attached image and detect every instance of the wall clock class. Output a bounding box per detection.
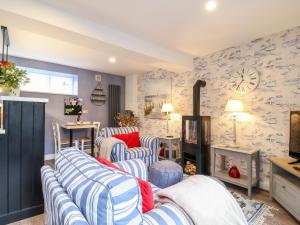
[229,67,260,95]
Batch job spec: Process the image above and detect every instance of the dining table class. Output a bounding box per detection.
[61,123,97,157]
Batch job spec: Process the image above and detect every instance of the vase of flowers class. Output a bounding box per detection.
[0,61,29,96]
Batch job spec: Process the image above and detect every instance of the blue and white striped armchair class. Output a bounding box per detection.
[95,127,160,167]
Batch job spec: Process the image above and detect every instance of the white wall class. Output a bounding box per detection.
[125,74,138,114]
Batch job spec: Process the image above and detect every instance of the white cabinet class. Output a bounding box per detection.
[269,157,300,222]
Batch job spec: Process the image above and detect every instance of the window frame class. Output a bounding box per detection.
[19,67,79,96]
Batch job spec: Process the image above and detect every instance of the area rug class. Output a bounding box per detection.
[231,191,277,225]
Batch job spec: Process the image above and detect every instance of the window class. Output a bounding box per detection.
[20,67,78,95]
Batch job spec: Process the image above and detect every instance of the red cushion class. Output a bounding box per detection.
[113,132,140,148]
[97,157,154,213]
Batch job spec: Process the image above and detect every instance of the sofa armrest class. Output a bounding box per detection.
[113,159,148,181]
[143,203,193,225]
[140,136,160,154]
[95,136,127,161]
[41,166,89,225]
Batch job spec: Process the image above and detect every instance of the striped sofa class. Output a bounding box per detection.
[41,148,193,225]
[95,127,160,167]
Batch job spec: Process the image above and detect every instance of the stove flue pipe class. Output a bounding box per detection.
[193,80,206,116]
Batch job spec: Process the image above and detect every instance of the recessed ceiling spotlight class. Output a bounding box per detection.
[109,57,116,63]
[205,0,217,11]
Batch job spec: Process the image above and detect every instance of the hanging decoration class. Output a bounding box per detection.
[90,74,106,106]
[1,26,9,63]
[0,26,29,96]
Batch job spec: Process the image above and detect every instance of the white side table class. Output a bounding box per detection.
[211,145,260,199]
[159,137,181,162]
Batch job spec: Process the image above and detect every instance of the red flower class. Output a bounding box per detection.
[0,61,11,67]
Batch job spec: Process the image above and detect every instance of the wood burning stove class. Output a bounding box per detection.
[181,80,211,175]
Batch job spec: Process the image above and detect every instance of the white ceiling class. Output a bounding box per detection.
[0,0,300,75]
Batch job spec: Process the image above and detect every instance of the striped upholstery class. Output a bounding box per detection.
[41,166,89,225]
[100,127,138,138]
[113,159,148,181]
[150,183,161,205]
[143,203,194,225]
[55,148,143,225]
[96,127,160,167]
[42,148,194,225]
[95,137,127,162]
[140,135,160,155]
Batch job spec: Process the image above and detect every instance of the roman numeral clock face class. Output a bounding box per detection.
[229,67,260,95]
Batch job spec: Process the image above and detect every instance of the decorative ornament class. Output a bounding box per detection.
[229,67,260,95]
[229,165,241,179]
[90,75,106,106]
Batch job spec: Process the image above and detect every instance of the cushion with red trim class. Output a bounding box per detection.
[97,157,154,213]
[113,132,140,148]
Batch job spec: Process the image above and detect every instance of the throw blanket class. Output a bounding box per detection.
[158,175,248,225]
[99,137,125,161]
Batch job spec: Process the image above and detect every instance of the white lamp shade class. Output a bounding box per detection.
[161,103,174,113]
[225,100,244,112]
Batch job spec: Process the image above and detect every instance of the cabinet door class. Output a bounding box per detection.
[0,101,45,224]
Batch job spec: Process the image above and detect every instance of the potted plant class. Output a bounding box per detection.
[0,61,29,96]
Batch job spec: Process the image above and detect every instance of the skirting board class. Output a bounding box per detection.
[44,154,55,161]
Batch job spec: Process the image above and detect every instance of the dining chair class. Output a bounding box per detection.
[52,122,78,156]
[80,121,101,153]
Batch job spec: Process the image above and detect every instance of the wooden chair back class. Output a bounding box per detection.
[93,121,101,137]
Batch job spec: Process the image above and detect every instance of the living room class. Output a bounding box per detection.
[0,1,299,225]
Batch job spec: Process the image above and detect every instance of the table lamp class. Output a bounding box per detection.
[225,99,245,147]
[161,103,174,137]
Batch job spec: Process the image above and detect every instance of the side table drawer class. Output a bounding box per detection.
[273,174,300,218]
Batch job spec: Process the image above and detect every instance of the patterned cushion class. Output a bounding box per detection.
[55,148,143,225]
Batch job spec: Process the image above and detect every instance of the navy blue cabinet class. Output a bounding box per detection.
[0,99,46,224]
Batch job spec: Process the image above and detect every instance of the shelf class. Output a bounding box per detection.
[91,81,106,106]
[91,94,106,97]
[91,98,106,101]
[214,170,258,188]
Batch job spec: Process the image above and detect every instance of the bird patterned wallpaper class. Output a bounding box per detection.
[137,26,300,190]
